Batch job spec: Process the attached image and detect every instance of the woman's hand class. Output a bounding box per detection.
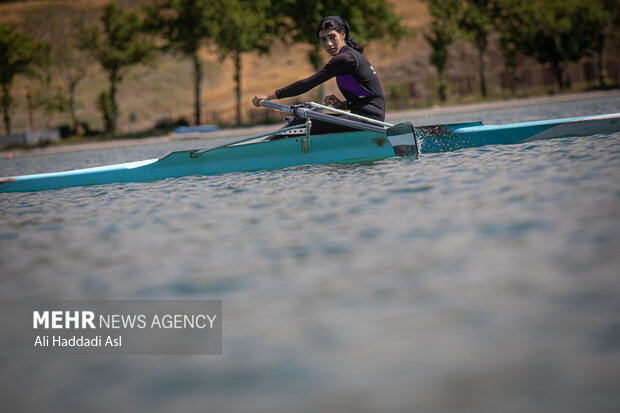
[323,95,347,110]
[252,93,276,107]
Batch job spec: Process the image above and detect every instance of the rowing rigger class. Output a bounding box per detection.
[0,101,418,193]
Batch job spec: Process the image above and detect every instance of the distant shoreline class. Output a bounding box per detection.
[386,89,620,120]
[2,89,619,159]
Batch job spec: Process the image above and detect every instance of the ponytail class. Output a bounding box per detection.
[349,40,365,54]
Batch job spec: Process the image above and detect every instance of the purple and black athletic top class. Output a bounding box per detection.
[275,45,385,121]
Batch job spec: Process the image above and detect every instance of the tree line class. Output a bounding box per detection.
[1,0,618,136]
[0,0,405,135]
[424,0,620,102]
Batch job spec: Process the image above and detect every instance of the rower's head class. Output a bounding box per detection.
[317,20,346,57]
[317,16,364,55]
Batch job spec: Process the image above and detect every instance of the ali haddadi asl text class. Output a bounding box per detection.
[33,335,121,348]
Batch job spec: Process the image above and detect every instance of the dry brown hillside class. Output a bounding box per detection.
[0,0,616,134]
[0,0,433,133]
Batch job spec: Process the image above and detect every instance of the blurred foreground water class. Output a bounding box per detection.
[1,95,620,412]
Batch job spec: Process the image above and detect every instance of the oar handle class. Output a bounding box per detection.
[259,100,294,114]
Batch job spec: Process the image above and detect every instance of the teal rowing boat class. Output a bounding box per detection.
[1,101,619,193]
[0,101,417,193]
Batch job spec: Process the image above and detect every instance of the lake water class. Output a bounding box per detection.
[1,94,620,412]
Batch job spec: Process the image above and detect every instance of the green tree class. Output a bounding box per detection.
[589,0,620,87]
[0,23,47,134]
[496,0,608,91]
[277,0,409,96]
[80,2,156,133]
[424,0,459,102]
[23,4,92,135]
[97,91,115,133]
[144,0,218,125]
[215,0,282,125]
[497,28,519,93]
[454,0,495,97]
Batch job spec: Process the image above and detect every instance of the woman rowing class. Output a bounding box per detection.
[252,16,385,133]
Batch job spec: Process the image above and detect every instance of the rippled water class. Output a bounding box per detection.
[1,95,620,412]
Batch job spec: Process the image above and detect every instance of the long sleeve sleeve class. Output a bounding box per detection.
[275,52,355,99]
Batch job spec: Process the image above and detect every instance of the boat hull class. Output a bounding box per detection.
[416,113,620,153]
[1,112,618,193]
[0,128,410,193]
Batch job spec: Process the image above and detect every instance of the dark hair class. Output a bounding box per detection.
[316,16,365,54]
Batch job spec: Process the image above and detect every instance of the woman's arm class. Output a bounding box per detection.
[252,52,354,107]
[251,72,329,107]
[275,69,333,99]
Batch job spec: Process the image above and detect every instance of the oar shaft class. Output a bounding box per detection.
[298,107,386,133]
[259,100,386,134]
[305,102,393,127]
[259,100,294,114]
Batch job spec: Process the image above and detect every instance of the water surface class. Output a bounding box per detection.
[1,95,620,412]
